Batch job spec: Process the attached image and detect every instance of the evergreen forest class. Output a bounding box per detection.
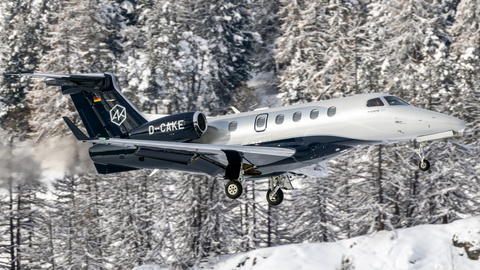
[0,0,479,269]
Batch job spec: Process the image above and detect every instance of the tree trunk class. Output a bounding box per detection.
[9,178,16,270]
[377,145,384,231]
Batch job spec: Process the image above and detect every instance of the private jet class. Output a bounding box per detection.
[4,72,466,205]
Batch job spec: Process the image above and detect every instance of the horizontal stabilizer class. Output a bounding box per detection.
[62,117,91,141]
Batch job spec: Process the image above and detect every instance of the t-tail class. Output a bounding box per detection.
[3,72,148,139]
[58,72,148,138]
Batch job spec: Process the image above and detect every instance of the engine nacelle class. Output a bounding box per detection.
[128,111,208,142]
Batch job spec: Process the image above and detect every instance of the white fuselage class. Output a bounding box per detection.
[194,93,465,147]
[137,93,465,176]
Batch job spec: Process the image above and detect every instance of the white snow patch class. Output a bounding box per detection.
[214,217,480,270]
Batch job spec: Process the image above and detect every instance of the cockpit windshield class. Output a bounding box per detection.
[366,98,385,107]
[384,96,410,106]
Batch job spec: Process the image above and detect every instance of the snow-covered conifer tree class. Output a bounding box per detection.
[319,0,365,98]
[134,1,180,114]
[449,0,480,145]
[276,0,330,104]
[251,0,281,94]
[289,176,339,242]
[168,173,245,267]
[0,0,47,140]
[51,173,112,269]
[194,0,256,113]
[106,171,173,268]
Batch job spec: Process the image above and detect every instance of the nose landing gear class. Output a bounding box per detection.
[266,173,294,206]
[418,142,431,171]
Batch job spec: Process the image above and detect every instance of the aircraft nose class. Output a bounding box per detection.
[416,109,466,133]
[450,117,466,133]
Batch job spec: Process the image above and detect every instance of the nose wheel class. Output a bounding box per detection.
[266,188,284,206]
[418,142,431,171]
[419,159,430,171]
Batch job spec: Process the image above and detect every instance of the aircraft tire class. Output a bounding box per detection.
[419,159,430,171]
[266,189,284,206]
[225,180,243,199]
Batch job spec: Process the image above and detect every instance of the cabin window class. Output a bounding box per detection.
[310,109,319,119]
[275,114,284,125]
[366,98,385,107]
[327,106,336,117]
[255,114,268,132]
[293,111,302,122]
[229,121,238,132]
[384,96,410,106]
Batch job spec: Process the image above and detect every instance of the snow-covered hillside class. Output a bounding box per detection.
[214,217,480,270]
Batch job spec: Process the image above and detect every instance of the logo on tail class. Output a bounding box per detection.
[110,105,127,126]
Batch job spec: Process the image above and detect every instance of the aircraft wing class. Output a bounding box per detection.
[90,137,295,166]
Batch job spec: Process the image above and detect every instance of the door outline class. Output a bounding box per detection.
[255,114,268,132]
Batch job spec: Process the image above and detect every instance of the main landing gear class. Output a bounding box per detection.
[224,168,294,206]
[418,142,431,171]
[225,180,243,199]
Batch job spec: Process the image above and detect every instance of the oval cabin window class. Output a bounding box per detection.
[229,121,238,132]
[327,106,336,117]
[293,111,302,122]
[275,114,284,125]
[310,109,319,119]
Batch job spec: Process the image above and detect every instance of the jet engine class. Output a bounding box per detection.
[128,111,208,142]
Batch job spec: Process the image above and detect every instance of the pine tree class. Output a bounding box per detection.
[12,181,51,269]
[106,171,173,268]
[320,0,364,97]
[116,0,145,108]
[251,0,281,94]
[449,0,480,145]
[276,0,330,104]
[290,176,338,243]
[51,173,112,269]
[0,0,47,140]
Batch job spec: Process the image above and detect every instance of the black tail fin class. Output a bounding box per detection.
[56,73,147,138]
[64,73,147,138]
[3,72,147,138]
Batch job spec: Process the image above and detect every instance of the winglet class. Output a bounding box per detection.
[62,117,91,141]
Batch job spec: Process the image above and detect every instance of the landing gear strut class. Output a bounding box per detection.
[418,142,430,171]
[223,151,245,199]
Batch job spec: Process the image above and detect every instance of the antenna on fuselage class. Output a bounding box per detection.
[230,106,241,114]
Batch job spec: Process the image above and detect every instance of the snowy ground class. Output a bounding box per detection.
[213,217,480,270]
